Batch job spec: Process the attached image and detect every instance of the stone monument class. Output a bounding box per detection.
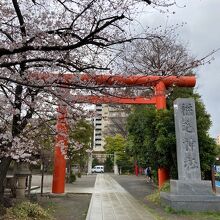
[160,98,220,211]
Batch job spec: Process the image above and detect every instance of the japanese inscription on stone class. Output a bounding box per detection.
[174,98,201,180]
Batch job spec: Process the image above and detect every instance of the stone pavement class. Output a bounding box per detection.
[86,174,156,220]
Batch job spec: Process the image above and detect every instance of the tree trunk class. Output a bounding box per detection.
[0,157,12,203]
[69,161,72,183]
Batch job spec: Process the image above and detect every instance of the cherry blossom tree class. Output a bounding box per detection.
[0,0,177,201]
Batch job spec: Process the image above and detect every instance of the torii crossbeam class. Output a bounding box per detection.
[72,95,157,105]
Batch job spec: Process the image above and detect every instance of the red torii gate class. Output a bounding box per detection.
[31,73,196,193]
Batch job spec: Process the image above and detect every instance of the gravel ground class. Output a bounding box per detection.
[37,175,96,220]
[38,193,91,220]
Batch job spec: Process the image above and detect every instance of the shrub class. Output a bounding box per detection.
[4,201,53,220]
[160,181,170,192]
[0,204,6,216]
[146,181,170,205]
[77,172,81,178]
[69,173,76,183]
[146,191,160,205]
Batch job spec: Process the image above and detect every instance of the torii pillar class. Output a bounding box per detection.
[155,81,166,109]
[155,81,170,189]
[52,105,68,193]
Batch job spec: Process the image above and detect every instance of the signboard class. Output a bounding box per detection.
[214,165,220,187]
[215,165,220,173]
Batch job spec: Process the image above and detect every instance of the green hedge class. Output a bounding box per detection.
[4,201,53,220]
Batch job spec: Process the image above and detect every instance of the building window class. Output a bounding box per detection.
[95,138,101,141]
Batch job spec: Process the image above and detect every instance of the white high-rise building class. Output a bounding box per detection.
[93,104,104,152]
[93,104,128,152]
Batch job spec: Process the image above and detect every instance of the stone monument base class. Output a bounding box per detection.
[160,192,220,211]
[160,180,220,211]
[170,179,214,195]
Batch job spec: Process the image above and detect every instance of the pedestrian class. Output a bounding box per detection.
[145,166,152,183]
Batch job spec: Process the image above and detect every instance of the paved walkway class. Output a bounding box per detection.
[86,174,156,220]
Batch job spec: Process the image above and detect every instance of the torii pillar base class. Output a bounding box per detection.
[52,147,66,193]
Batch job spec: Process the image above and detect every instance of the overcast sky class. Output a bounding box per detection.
[137,0,220,138]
